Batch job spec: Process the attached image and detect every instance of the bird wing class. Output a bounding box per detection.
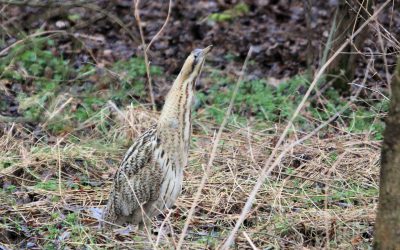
[105,126,160,220]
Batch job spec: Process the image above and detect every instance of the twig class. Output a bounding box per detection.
[324,153,346,249]
[155,208,174,247]
[56,138,63,197]
[176,47,253,250]
[133,0,156,111]
[321,9,337,69]
[347,0,400,50]
[242,231,259,250]
[220,1,391,248]
[146,0,173,54]
[83,3,141,44]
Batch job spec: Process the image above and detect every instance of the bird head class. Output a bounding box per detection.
[159,45,212,125]
[179,45,212,83]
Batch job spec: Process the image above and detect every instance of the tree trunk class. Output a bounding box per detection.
[373,58,400,250]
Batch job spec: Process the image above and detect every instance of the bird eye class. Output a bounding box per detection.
[193,49,202,61]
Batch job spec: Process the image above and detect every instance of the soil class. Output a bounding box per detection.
[2,0,398,79]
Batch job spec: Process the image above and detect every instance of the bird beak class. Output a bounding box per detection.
[201,45,213,55]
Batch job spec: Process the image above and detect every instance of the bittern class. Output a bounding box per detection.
[102,46,212,230]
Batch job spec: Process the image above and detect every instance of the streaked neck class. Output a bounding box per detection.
[159,72,196,125]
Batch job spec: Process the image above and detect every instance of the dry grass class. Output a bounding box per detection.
[0,105,380,249]
[0,0,396,249]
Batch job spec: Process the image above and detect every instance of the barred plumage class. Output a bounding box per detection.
[102,46,212,229]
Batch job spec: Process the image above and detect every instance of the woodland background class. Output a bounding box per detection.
[0,0,399,249]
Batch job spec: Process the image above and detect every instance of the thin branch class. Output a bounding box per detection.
[242,231,259,250]
[132,0,173,111]
[176,47,253,250]
[220,1,391,248]
[155,208,174,247]
[84,3,141,44]
[56,138,64,197]
[133,0,156,111]
[146,0,173,54]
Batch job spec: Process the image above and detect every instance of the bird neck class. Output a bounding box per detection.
[159,73,196,129]
[158,74,196,153]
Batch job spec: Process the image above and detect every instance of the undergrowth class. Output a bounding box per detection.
[197,71,388,140]
[0,37,161,135]
[0,37,385,249]
[0,37,388,138]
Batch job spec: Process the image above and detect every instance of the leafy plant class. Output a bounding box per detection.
[197,73,308,124]
[0,38,74,122]
[0,36,164,135]
[4,185,16,193]
[198,71,388,139]
[209,3,250,22]
[35,180,59,191]
[112,57,162,97]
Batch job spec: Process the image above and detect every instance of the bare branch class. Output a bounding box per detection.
[132,0,156,110]
[146,0,173,54]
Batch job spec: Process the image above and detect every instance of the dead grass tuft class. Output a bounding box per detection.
[0,106,380,249]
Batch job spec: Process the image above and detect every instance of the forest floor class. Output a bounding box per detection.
[0,0,399,249]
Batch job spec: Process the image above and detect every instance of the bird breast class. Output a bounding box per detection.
[154,145,184,208]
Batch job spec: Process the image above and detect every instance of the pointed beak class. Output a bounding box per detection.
[201,45,213,55]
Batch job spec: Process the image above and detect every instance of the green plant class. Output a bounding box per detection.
[197,73,308,124]
[65,212,78,225]
[0,36,165,135]
[4,185,16,193]
[0,160,13,169]
[46,224,61,240]
[273,216,292,236]
[0,38,74,123]
[75,96,106,122]
[209,3,250,22]
[112,57,162,97]
[198,72,388,139]
[35,180,59,191]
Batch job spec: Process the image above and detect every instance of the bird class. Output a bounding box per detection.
[102,45,212,230]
